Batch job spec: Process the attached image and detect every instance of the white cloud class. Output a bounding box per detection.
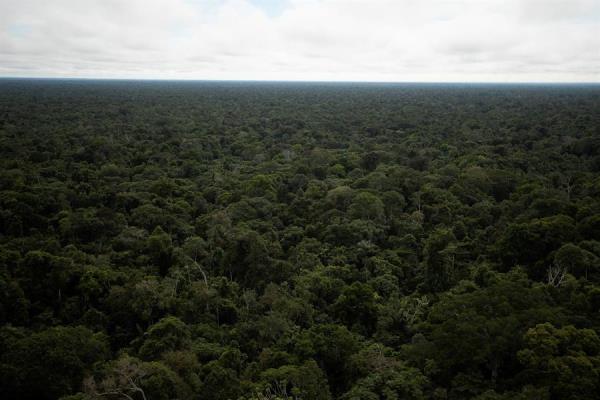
[0,0,598,81]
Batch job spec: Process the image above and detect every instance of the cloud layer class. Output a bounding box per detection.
[1,0,599,82]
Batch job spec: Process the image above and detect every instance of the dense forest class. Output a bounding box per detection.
[1,79,600,400]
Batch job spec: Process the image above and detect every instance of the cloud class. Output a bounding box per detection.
[0,0,598,81]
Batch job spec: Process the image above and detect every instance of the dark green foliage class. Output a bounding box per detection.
[252,360,332,400]
[138,316,191,360]
[1,80,600,399]
[0,326,109,400]
[518,323,600,399]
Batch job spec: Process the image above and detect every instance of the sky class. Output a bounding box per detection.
[0,0,599,82]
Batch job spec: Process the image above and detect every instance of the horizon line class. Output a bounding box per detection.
[1,76,599,85]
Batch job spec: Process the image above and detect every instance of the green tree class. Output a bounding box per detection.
[138,316,191,360]
[423,228,458,292]
[1,326,109,400]
[147,226,174,276]
[518,323,600,400]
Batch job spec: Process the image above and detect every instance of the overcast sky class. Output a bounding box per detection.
[1,0,599,82]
